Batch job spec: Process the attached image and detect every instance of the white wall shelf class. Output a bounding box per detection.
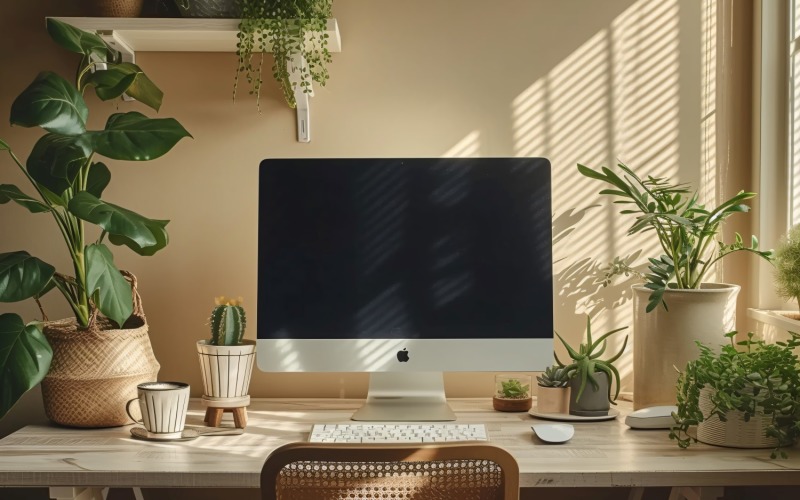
[51,17,342,142]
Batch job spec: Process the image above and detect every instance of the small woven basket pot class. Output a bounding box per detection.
[86,0,144,17]
[40,272,160,428]
[196,340,256,398]
[696,387,779,448]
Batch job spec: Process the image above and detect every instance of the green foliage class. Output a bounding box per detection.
[497,378,530,399]
[209,297,247,346]
[235,0,333,110]
[774,224,800,313]
[670,331,800,459]
[0,19,190,419]
[578,163,772,312]
[536,365,569,388]
[555,316,628,403]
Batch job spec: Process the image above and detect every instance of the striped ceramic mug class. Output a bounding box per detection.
[126,381,190,439]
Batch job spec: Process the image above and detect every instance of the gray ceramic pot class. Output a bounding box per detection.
[568,373,610,417]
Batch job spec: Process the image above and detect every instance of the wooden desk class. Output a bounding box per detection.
[0,398,798,498]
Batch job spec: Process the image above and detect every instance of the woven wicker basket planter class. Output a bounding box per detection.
[696,387,779,449]
[196,340,256,398]
[41,316,160,428]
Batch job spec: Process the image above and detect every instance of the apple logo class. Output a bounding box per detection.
[396,348,410,362]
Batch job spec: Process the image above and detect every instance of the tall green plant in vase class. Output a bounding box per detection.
[0,19,191,420]
[235,0,333,110]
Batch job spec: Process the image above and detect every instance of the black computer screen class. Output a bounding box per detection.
[258,158,553,340]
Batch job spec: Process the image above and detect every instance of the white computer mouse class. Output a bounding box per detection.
[624,405,678,429]
[531,423,574,443]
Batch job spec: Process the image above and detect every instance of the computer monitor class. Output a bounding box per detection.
[257,158,554,421]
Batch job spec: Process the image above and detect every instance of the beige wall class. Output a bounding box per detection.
[1,0,731,429]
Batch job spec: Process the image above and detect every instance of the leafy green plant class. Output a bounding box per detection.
[554,316,628,403]
[536,365,569,388]
[578,163,772,312]
[774,224,800,314]
[0,19,190,418]
[670,331,800,459]
[209,296,247,346]
[497,378,530,399]
[235,0,332,110]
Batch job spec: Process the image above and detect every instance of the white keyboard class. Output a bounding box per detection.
[308,423,488,443]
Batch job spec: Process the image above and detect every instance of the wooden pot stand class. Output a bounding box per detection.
[202,395,250,428]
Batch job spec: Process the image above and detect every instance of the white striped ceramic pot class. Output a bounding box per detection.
[196,340,257,398]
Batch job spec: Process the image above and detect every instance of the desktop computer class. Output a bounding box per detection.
[256,157,554,421]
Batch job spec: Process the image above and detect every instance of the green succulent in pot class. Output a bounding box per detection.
[0,19,191,419]
[578,162,773,312]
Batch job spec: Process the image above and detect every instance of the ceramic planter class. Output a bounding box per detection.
[536,386,570,414]
[632,283,739,410]
[492,374,532,412]
[196,340,256,398]
[568,373,610,416]
[696,387,779,449]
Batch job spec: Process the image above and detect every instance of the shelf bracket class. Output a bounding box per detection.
[96,30,136,101]
[289,53,313,143]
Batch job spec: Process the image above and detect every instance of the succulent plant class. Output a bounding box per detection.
[497,378,530,399]
[209,296,246,346]
[555,316,628,403]
[536,365,569,388]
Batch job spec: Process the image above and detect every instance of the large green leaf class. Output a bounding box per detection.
[26,133,91,195]
[0,313,52,419]
[86,162,111,198]
[46,18,107,61]
[0,252,56,303]
[85,244,132,327]
[90,112,191,161]
[10,72,88,135]
[84,63,163,112]
[0,185,50,213]
[69,192,169,254]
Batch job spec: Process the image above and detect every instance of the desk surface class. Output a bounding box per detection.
[0,398,798,489]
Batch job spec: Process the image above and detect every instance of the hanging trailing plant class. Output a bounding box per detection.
[235,0,333,110]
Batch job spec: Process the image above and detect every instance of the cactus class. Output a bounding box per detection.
[536,365,569,388]
[209,296,246,346]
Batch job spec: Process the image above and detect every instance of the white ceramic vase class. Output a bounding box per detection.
[196,340,257,398]
[632,283,739,410]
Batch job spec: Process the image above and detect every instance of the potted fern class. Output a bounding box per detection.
[555,316,628,417]
[0,19,190,426]
[578,162,772,409]
[670,331,800,459]
[197,297,257,399]
[535,365,570,414]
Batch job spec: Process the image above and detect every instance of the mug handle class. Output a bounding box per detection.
[126,398,143,424]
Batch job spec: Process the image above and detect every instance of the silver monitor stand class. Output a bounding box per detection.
[351,372,456,421]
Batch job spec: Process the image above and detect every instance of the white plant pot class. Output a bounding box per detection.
[632,283,739,410]
[697,387,778,449]
[196,340,256,398]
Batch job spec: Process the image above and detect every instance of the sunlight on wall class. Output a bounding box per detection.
[792,0,800,226]
[701,0,719,281]
[443,131,481,157]
[511,0,682,393]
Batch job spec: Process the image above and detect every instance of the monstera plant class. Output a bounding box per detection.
[0,19,190,419]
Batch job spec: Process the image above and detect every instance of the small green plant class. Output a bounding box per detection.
[670,331,800,459]
[774,224,800,314]
[209,296,247,346]
[554,316,628,403]
[578,162,772,312]
[536,365,569,388]
[235,0,333,110]
[497,378,530,399]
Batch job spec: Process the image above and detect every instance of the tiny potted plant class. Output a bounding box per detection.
[670,331,800,459]
[493,374,532,412]
[197,297,257,404]
[555,316,628,417]
[535,365,570,414]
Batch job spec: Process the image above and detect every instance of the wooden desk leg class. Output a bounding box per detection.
[206,407,224,427]
[668,486,724,500]
[232,407,247,428]
[49,487,106,500]
[628,487,645,500]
